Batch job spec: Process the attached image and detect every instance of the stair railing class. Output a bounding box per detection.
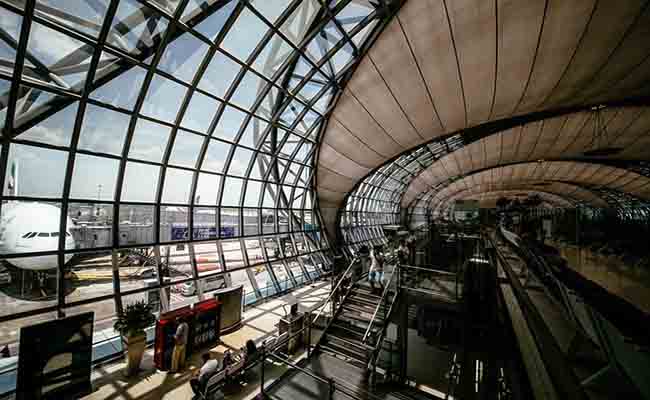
[367,266,401,389]
[362,263,399,343]
[311,256,359,327]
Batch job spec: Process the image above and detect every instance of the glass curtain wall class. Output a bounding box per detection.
[0,0,386,370]
[339,134,463,253]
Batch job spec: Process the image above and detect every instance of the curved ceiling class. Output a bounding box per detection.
[402,105,650,207]
[428,161,650,213]
[316,0,650,235]
[457,190,576,209]
[433,181,609,210]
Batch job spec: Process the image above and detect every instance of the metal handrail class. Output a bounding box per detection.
[399,264,455,276]
[263,346,387,400]
[490,232,589,400]
[311,256,358,326]
[267,352,330,384]
[362,264,398,343]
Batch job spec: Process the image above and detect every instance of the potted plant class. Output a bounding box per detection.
[113,300,155,376]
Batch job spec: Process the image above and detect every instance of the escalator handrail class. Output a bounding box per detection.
[490,231,589,400]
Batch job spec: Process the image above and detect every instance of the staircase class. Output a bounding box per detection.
[319,282,388,369]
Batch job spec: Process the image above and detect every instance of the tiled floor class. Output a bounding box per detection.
[81,281,331,400]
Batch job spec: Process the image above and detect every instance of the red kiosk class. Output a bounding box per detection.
[154,298,221,371]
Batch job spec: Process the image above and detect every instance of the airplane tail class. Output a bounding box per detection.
[7,160,17,196]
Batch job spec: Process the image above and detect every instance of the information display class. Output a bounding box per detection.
[16,312,94,400]
[188,298,220,354]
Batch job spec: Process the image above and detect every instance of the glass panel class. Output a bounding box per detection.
[221,177,242,206]
[244,180,262,207]
[91,64,148,111]
[193,207,217,239]
[160,244,194,283]
[198,51,241,98]
[5,144,67,198]
[26,21,92,89]
[36,0,108,38]
[189,0,237,37]
[244,238,263,265]
[68,203,114,248]
[242,208,259,235]
[117,246,158,293]
[221,7,268,62]
[19,103,76,147]
[220,207,239,237]
[201,139,230,173]
[227,146,253,176]
[0,312,58,359]
[158,30,209,83]
[64,298,119,361]
[193,242,222,276]
[162,168,193,204]
[280,234,295,257]
[271,261,293,291]
[230,70,266,110]
[108,0,168,57]
[141,74,187,123]
[118,204,154,245]
[301,254,318,278]
[250,263,274,297]
[0,9,22,75]
[121,162,160,202]
[262,209,276,234]
[79,104,129,155]
[214,106,247,141]
[286,259,307,284]
[199,273,227,297]
[221,239,245,269]
[160,206,189,242]
[263,236,280,262]
[169,129,204,168]
[70,154,119,201]
[129,118,171,163]
[182,91,220,133]
[195,173,220,205]
[227,269,256,305]
[0,254,58,316]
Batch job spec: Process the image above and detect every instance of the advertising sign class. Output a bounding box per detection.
[170,225,235,241]
[16,312,94,400]
[188,298,221,355]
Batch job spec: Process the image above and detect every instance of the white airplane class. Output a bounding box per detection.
[0,202,75,270]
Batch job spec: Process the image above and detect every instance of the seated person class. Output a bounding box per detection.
[222,349,234,369]
[190,353,220,395]
[244,339,258,364]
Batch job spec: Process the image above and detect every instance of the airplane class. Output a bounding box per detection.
[0,202,75,270]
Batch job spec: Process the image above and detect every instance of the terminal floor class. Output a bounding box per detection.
[81,281,330,400]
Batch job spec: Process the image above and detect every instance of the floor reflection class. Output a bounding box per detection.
[552,242,650,314]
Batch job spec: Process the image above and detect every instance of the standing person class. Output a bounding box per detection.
[368,245,385,293]
[407,234,417,265]
[397,240,408,265]
[357,245,370,280]
[171,317,189,373]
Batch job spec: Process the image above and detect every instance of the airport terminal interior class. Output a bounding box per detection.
[0,0,650,399]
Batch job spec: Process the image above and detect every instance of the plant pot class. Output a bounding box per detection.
[123,333,146,377]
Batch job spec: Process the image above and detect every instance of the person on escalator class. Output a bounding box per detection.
[368,245,385,294]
